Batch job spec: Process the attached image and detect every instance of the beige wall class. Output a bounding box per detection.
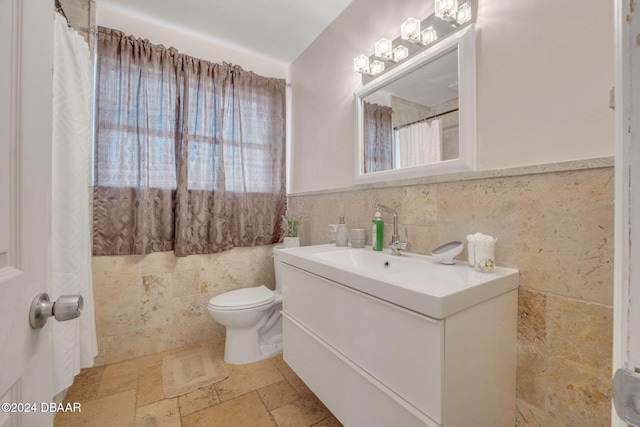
[289,0,614,193]
[288,160,614,426]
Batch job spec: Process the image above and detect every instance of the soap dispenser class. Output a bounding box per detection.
[372,209,384,251]
[336,216,348,247]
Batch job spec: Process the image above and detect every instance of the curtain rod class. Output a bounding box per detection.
[393,107,459,130]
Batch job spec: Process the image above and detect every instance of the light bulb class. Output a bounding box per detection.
[392,46,409,62]
[401,17,421,42]
[421,27,437,45]
[435,0,458,22]
[456,3,472,24]
[374,38,393,59]
[354,54,370,73]
[370,60,385,75]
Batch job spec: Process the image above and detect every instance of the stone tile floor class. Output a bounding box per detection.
[54,338,342,427]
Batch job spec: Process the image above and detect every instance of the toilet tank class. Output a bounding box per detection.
[273,246,284,293]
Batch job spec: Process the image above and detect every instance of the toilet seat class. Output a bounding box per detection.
[208,285,275,311]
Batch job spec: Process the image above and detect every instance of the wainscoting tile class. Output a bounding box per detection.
[545,358,612,426]
[436,169,614,305]
[102,325,174,365]
[170,294,222,349]
[547,295,613,373]
[172,270,199,298]
[94,246,275,365]
[516,289,547,408]
[515,398,545,427]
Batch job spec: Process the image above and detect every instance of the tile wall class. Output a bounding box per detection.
[287,159,614,426]
[91,245,276,366]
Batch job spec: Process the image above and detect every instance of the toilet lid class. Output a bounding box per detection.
[208,285,275,310]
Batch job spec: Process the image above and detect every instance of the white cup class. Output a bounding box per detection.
[474,241,495,273]
[328,224,338,243]
[350,229,366,248]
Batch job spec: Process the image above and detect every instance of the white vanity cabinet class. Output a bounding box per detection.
[280,258,518,427]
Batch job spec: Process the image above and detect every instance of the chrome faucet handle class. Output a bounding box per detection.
[389,229,411,255]
[391,240,412,252]
[392,228,412,252]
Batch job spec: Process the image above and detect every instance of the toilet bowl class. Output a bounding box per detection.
[207,246,284,365]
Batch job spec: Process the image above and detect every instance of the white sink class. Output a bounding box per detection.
[314,249,427,275]
[278,244,519,319]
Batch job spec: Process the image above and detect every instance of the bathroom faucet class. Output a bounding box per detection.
[373,203,411,255]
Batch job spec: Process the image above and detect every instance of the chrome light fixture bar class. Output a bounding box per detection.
[354,0,473,78]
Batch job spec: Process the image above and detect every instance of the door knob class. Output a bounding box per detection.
[29,293,83,330]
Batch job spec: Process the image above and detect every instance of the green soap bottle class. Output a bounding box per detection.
[372,209,384,251]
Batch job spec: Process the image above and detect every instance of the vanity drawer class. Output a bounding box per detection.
[281,263,444,422]
[283,314,439,427]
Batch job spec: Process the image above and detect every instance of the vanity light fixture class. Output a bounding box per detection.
[353,0,473,77]
[402,19,437,47]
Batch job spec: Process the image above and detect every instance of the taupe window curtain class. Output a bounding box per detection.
[363,102,393,173]
[93,28,286,256]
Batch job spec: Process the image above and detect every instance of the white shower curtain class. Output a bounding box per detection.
[395,119,442,168]
[52,12,97,394]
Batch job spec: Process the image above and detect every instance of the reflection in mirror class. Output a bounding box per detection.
[354,25,476,184]
[362,48,458,173]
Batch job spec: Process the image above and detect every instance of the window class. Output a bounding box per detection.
[93,27,286,256]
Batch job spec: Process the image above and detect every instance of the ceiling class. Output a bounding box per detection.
[96,0,353,64]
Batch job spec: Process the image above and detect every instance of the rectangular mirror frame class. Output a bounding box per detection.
[354,25,476,184]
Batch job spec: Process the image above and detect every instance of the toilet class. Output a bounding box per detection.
[207,246,284,364]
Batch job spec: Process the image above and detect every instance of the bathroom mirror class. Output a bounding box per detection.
[354,25,476,184]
